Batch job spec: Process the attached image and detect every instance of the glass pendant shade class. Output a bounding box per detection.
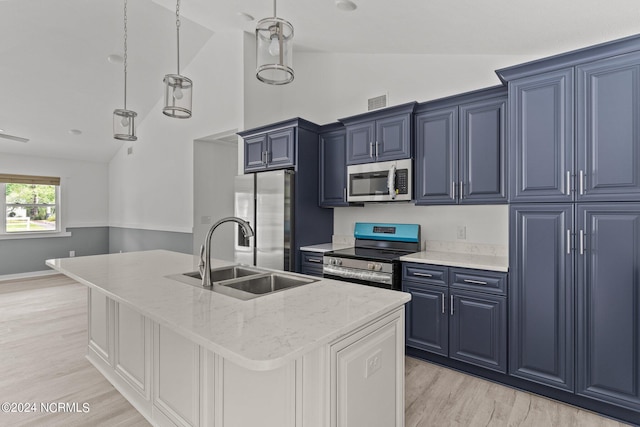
[113,109,137,141]
[163,74,193,118]
[256,17,294,85]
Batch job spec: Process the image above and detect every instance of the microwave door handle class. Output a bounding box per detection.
[387,164,397,199]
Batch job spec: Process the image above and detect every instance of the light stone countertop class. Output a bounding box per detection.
[400,251,509,272]
[46,250,410,371]
[299,243,352,253]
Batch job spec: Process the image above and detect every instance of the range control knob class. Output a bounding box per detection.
[367,263,374,270]
[335,258,342,266]
[373,263,382,271]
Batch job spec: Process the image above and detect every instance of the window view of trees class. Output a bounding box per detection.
[5,183,57,232]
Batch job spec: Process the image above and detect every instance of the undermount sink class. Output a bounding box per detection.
[166,265,318,300]
[183,265,264,282]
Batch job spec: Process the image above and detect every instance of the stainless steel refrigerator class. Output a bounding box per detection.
[234,170,294,271]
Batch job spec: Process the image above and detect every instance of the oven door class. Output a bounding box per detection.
[347,159,412,203]
[323,264,399,290]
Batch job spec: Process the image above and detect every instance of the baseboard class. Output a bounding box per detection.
[0,269,60,282]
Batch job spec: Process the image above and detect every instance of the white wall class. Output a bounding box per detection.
[109,31,244,234]
[0,153,108,228]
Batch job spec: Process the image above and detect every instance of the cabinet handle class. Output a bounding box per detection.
[413,272,433,278]
[262,151,268,164]
[308,258,323,263]
[451,181,456,200]
[450,295,454,316]
[580,229,585,255]
[567,229,571,254]
[343,187,347,202]
[369,142,374,158]
[579,170,585,195]
[463,279,487,285]
[566,170,571,195]
[441,293,445,314]
[459,181,464,199]
[375,141,379,158]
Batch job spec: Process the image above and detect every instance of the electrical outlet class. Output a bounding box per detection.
[456,226,467,240]
[127,146,133,155]
[69,250,75,257]
[365,349,382,378]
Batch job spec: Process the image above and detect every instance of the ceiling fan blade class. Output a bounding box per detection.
[0,133,29,143]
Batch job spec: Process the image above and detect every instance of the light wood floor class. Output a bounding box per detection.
[0,275,631,427]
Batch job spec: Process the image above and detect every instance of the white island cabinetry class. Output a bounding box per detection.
[48,250,409,427]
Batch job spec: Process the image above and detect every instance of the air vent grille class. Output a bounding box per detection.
[368,94,387,111]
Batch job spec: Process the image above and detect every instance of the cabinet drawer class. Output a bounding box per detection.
[450,268,507,295]
[402,263,448,286]
[301,251,325,266]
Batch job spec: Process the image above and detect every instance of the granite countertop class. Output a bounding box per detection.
[400,251,509,272]
[46,250,409,371]
[299,242,352,253]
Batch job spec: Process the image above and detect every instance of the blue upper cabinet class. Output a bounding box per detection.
[339,102,416,165]
[319,123,349,207]
[577,51,640,201]
[498,37,640,203]
[239,119,321,174]
[415,106,458,204]
[507,68,574,202]
[415,86,507,205]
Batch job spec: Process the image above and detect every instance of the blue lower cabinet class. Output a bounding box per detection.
[300,251,324,277]
[404,282,448,356]
[403,262,507,373]
[449,289,507,373]
[509,204,575,391]
[576,203,640,411]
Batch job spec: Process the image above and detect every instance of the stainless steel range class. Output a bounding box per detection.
[323,223,421,290]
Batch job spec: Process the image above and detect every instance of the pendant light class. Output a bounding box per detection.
[113,0,137,141]
[163,0,192,119]
[255,0,294,85]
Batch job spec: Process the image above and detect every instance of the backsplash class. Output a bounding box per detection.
[333,203,508,250]
[424,240,507,257]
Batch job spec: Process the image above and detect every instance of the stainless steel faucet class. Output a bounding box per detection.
[199,216,255,287]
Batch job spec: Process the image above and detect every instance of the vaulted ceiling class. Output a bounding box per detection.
[1,0,639,163]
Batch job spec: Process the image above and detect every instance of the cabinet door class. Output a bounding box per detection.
[115,303,151,399]
[509,205,574,391]
[577,52,640,201]
[414,106,458,204]
[449,290,507,373]
[376,114,411,161]
[267,128,295,169]
[346,121,375,165]
[577,204,640,411]
[403,282,448,356]
[244,134,267,172]
[319,129,348,207]
[459,96,507,204]
[509,69,574,202]
[88,289,112,364]
[154,324,200,427]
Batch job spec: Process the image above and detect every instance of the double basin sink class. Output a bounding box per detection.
[168,265,318,300]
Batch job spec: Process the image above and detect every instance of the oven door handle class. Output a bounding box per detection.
[323,264,393,285]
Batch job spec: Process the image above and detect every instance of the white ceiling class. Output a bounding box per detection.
[2,0,640,163]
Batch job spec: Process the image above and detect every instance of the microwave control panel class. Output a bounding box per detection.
[396,169,409,194]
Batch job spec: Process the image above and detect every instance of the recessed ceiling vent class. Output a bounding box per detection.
[368,94,387,111]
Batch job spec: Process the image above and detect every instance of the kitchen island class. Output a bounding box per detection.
[46,250,410,427]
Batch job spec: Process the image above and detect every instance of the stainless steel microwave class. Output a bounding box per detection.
[347,159,412,203]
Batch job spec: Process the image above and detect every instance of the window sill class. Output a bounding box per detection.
[0,231,72,240]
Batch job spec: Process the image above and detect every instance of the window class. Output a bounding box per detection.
[0,174,61,235]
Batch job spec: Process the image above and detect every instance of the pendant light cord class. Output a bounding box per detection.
[176,0,181,75]
[123,0,128,110]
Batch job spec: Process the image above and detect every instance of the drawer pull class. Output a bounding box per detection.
[463,279,488,285]
[413,272,433,278]
[307,258,323,263]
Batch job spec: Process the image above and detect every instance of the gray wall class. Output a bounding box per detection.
[109,227,193,255]
[0,227,109,276]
